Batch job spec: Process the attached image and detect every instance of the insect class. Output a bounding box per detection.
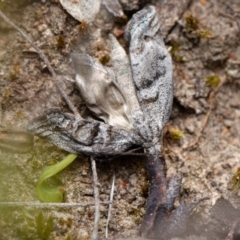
[28,5,200,237]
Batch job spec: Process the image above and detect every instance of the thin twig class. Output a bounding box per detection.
[0,9,80,118]
[106,173,115,238]
[0,201,111,208]
[183,77,226,151]
[90,157,100,240]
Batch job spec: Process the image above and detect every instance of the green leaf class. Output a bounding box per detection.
[36,154,77,203]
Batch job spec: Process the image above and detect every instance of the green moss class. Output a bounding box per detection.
[56,35,66,49]
[78,21,89,33]
[185,14,212,39]
[169,128,184,141]
[4,89,12,99]
[99,55,110,65]
[34,11,41,20]
[114,14,128,24]
[9,65,20,80]
[199,29,212,38]
[169,42,184,63]
[205,75,220,87]
[66,218,73,228]
[9,72,18,80]
[70,37,78,45]
[132,207,143,218]
[185,13,199,32]
[173,55,184,63]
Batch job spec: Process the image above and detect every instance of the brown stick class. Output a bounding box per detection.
[105,173,115,238]
[139,156,167,235]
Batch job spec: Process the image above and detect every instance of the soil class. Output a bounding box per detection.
[0,0,240,239]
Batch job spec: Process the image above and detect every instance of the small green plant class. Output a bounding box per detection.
[36,154,77,203]
[22,209,54,240]
[36,212,54,239]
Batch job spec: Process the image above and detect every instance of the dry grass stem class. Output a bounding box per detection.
[0,201,111,208]
[90,157,100,240]
[106,173,115,238]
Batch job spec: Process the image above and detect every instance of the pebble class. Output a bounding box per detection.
[38,24,48,32]
[129,174,137,185]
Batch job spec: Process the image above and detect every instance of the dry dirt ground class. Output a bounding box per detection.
[0,0,240,239]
